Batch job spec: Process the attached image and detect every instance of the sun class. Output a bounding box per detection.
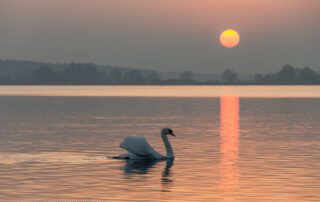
[220,29,240,48]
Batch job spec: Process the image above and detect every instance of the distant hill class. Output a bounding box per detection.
[0,59,223,82]
[0,59,158,80]
[0,59,58,79]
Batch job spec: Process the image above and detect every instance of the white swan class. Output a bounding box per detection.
[115,128,175,160]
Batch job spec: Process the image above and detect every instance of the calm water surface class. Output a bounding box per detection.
[0,86,319,201]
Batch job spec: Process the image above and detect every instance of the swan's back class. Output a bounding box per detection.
[120,136,163,159]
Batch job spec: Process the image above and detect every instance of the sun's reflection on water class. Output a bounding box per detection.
[220,96,240,200]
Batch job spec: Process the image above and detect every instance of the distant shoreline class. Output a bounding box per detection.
[1,60,320,85]
[1,85,319,98]
[0,83,319,86]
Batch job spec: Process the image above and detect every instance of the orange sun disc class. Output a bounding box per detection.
[220,29,240,48]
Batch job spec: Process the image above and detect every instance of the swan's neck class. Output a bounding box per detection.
[161,132,174,158]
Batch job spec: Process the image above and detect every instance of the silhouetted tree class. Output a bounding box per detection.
[108,69,122,83]
[254,74,263,83]
[277,65,296,83]
[179,71,194,81]
[261,73,277,83]
[123,69,143,83]
[62,63,79,83]
[222,69,238,83]
[62,63,103,84]
[32,66,59,83]
[0,74,12,84]
[145,71,161,83]
[257,65,320,84]
[297,67,318,84]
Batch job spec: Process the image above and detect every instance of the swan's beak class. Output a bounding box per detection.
[169,133,176,137]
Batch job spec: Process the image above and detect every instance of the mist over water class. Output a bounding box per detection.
[0,86,319,201]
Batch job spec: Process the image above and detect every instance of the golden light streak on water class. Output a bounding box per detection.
[220,96,239,201]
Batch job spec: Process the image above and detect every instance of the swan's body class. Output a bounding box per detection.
[115,128,175,160]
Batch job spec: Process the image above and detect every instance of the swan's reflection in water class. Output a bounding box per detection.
[161,159,174,192]
[123,159,174,191]
[123,159,162,174]
[122,158,174,192]
[219,96,240,200]
[123,158,174,175]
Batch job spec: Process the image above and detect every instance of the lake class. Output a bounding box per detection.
[0,86,319,201]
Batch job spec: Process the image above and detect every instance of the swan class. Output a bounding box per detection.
[114,128,175,160]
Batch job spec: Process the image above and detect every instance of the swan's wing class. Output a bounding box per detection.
[120,136,163,159]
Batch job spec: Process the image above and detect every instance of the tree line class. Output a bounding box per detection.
[0,63,162,85]
[220,65,320,85]
[253,65,320,84]
[0,62,319,85]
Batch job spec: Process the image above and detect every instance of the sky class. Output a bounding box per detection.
[1,0,320,73]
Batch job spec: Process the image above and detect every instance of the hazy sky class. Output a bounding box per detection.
[1,0,319,73]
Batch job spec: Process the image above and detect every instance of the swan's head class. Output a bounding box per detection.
[162,128,175,137]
